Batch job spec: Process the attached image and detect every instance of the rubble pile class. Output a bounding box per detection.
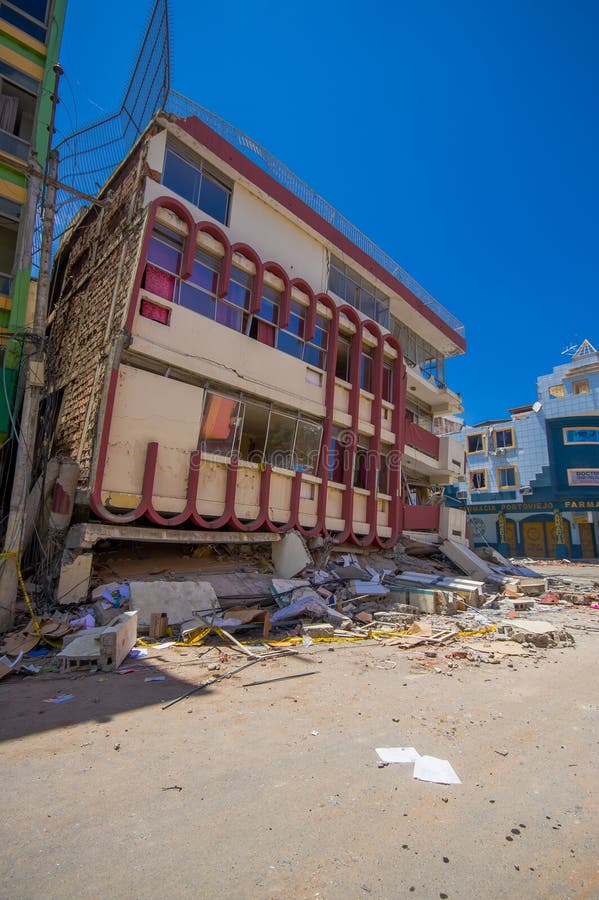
[1,532,596,684]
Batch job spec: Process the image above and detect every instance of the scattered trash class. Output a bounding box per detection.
[162,785,183,792]
[413,755,461,785]
[311,730,319,736]
[145,675,166,682]
[44,693,75,704]
[117,667,136,675]
[128,647,148,659]
[376,747,421,764]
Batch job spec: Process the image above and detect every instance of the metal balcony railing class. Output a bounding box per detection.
[164,89,465,340]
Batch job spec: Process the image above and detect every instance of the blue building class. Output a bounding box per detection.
[451,340,599,559]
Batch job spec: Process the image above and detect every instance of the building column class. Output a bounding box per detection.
[497,510,510,557]
[553,510,569,560]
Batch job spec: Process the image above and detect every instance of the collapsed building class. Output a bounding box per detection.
[46,103,467,561]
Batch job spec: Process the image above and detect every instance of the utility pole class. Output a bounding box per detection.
[0,64,63,632]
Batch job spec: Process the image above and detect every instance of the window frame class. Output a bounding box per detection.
[562,427,599,445]
[493,427,515,451]
[469,468,488,492]
[466,432,486,455]
[572,379,590,396]
[548,384,565,398]
[162,143,232,225]
[497,465,518,490]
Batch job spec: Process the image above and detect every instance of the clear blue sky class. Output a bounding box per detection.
[56,0,599,425]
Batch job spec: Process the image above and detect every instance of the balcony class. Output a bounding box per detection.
[403,505,440,533]
[405,420,440,459]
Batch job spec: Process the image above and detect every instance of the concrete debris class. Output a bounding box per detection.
[129,580,220,626]
[271,530,312,578]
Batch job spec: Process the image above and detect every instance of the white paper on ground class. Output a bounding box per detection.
[375,747,421,764]
[413,755,461,784]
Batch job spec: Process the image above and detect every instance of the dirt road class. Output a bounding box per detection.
[1,607,598,899]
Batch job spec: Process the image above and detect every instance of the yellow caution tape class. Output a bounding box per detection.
[0,550,61,648]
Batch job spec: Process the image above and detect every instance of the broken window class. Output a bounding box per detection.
[466,432,485,454]
[354,439,370,489]
[335,334,352,382]
[378,448,392,495]
[294,419,322,475]
[0,76,36,159]
[549,384,564,398]
[572,379,590,396]
[469,469,487,491]
[0,215,18,295]
[360,346,374,393]
[382,362,393,403]
[162,145,231,225]
[265,411,296,469]
[199,392,242,457]
[238,399,270,463]
[494,427,515,450]
[497,466,517,489]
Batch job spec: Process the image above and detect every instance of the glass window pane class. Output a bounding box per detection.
[256,296,279,324]
[179,283,215,318]
[238,401,270,463]
[382,364,393,402]
[328,264,345,298]
[215,301,243,331]
[189,258,218,293]
[277,330,303,360]
[227,267,251,308]
[345,278,359,308]
[294,420,322,475]
[265,413,296,469]
[147,233,181,273]
[163,150,202,206]
[199,173,230,224]
[0,219,17,276]
[303,343,326,369]
[360,289,376,320]
[200,393,241,457]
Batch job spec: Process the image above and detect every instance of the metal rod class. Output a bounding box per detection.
[241,670,319,688]
[162,657,262,710]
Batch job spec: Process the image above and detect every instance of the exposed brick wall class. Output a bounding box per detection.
[49,142,150,491]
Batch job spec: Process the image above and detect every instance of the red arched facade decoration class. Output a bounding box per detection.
[263,262,291,328]
[91,196,408,545]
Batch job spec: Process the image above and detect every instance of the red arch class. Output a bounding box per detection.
[263,262,291,327]
[197,220,232,299]
[376,334,407,548]
[231,242,264,314]
[290,277,316,341]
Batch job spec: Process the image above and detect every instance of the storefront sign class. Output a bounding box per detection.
[567,469,599,487]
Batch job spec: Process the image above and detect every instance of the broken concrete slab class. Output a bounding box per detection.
[271,531,312,578]
[303,623,334,639]
[56,552,93,605]
[66,522,282,550]
[58,612,138,670]
[129,581,220,626]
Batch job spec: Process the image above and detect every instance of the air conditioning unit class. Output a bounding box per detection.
[456,490,468,500]
[496,447,507,457]
[519,486,532,495]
